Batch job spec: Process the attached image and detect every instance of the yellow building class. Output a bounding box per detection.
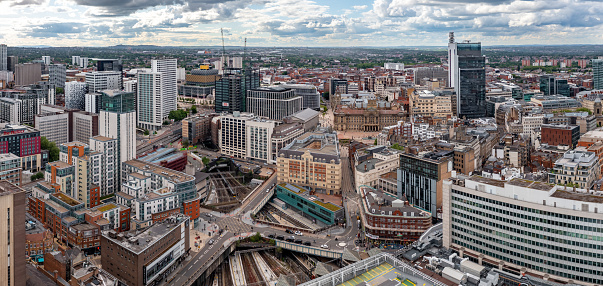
[277,130,342,195]
[410,90,452,118]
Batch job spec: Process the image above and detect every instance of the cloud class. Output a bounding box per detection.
[0,0,45,5]
[73,0,240,17]
[27,22,86,38]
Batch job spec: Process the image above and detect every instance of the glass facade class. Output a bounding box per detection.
[101,91,136,113]
[457,55,486,118]
[215,68,260,114]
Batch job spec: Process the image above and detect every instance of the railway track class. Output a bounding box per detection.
[264,205,310,229]
[259,251,289,277]
[241,253,267,286]
[286,254,311,284]
[221,260,233,286]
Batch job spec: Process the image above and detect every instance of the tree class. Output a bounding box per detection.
[202,157,210,165]
[168,109,188,121]
[30,172,44,181]
[55,87,64,94]
[191,105,197,114]
[576,107,592,115]
[391,143,404,151]
[40,136,59,162]
[182,139,189,148]
[143,129,149,136]
[374,139,377,145]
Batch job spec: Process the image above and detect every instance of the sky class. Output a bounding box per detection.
[0,0,602,47]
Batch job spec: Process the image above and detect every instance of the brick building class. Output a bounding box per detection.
[540,124,580,148]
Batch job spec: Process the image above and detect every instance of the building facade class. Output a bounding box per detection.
[280,84,321,110]
[152,58,178,122]
[275,183,344,225]
[593,59,603,90]
[277,129,342,195]
[540,124,580,148]
[137,72,163,131]
[48,64,66,89]
[0,181,26,286]
[85,71,121,93]
[548,150,600,189]
[99,90,136,168]
[443,176,603,285]
[215,68,260,114]
[0,153,21,185]
[246,87,303,120]
[64,81,87,110]
[448,32,486,118]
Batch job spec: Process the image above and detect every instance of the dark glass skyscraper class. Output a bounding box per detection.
[215,68,260,114]
[100,90,136,113]
[540,75,570,97]
[448,32,486,119]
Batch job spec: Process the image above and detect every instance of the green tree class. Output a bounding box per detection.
[143,129,149,136]
[374,139,377,145]
[202,157,210,165]
[40,136,60,162]
[191,105,197,114]
[30,172,44,181]
[168,109,188,121]
[576,107,592,115]
[391,143,404,151]
[182,139,189,148]
[55,87,64,94]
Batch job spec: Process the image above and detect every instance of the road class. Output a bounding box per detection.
[163,152,363,286]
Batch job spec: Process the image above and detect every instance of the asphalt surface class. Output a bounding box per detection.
[164,152,363,286]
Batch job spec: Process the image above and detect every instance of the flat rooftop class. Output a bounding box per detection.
[279,183,342,211]
[103,214,189,254]
[47,161,73,169]
[551,189,603,203]
[280,130,340,161]
[125,159,194,183]
[507,178,555,191]
[91,135,115,142]
[0,180,24,195]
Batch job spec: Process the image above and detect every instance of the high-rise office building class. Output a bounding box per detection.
[152,58,177,119]
[593,58,603,90]
[41,56,51,65]
[65,81,88,110]
[85,71,122,93]
[215,68,260,113]
[447,32,486,118]
[0,180,26,286]
[280,84,321,110]
[137,72,163,131]
[85,93,101,114]
[7,56,17,72]
[0,44,7,71]
[48,64,66,89]
[71,56,80,66]
[540,75,570,97]
[99,90,136,169]
[328,78,348,95]
[246,87,303,120]
[15,63,41,86]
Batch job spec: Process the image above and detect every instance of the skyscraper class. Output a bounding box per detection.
[41,56,51,65]
[0,180,26,286]
[99,90,136,170]
[151,58,177,119]
[15,63,41,86]
[215,68,260,114]
[65,81,88,110]
[7,56,18,72]
[447,32,486,118]
[540,75,570,97]
[49,64,66,89]
[593,58,603,90]
[85,71,122,93]
[137,72,162,131]
[0,44,7,71]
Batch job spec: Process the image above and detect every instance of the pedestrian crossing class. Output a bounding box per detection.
[216,217,253,234]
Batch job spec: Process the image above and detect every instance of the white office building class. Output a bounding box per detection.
[49,64,66,89]
[65,81,88,110]
[384,63,404,70]
[99,90,136,167]
[90,135,118,196]
[444,175,603,285]
[152,58,177,120]
[34,112,69,145]
[246,87,303,121]
[85,71,122,92]
[279,83,321,110]
[41,56,50,65]
[137,72,163,131]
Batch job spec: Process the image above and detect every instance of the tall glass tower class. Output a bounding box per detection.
[448,32,486,119]
[215,68,260,114]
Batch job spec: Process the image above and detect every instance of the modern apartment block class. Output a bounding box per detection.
[101,214,190,286]
[447,32,486,118]
[218,112,253,159]
[443,176,603,285]
[246,87,303,120]
[593,58,603,90]
[0,180,26,286]
[152,58,177,120]
[277,129,342,195]
[48,64,66,89]
[85,71,121,92]
[0,124,44,172]
[119,159,199,228]
[397,151,453,220]
[548,149,600,189]
[64,81,87,110]
[99,90,136,168]
[59,141,102,207]
[0,153,21,185]
[137,72,163,131]
[72,111,99,144]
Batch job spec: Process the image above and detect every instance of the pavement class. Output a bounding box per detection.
[157,147,364,286]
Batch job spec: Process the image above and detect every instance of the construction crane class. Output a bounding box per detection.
[221,28,227,70]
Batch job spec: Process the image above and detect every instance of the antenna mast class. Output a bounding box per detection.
[221,28,227,70]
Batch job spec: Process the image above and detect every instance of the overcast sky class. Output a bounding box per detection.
[0,0,602,47]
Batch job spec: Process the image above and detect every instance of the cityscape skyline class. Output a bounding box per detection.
[0,0,602,47]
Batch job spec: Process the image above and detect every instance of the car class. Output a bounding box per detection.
[268,234,275,238]
[303,241,311,246]
[266,189,270,193]
[285,238,294,242]
[208,239,214,245]
[294,239,303,244]
[285,229,293,234]
[276,235,284,240]
[320,244,329,249]
[206,213,212,218]
[294,231,303,236]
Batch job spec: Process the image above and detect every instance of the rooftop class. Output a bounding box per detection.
[280,129,340,162]
[53,192,82,207]
[278,183,342,212]
[0,180,24,195]
[361,187,430,218]
[91,135,115,142]
[102,214,189,254]
[47,161,72,169]
[124,159,194,183]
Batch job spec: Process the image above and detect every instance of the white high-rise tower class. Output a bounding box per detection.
[151,58,177,120]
